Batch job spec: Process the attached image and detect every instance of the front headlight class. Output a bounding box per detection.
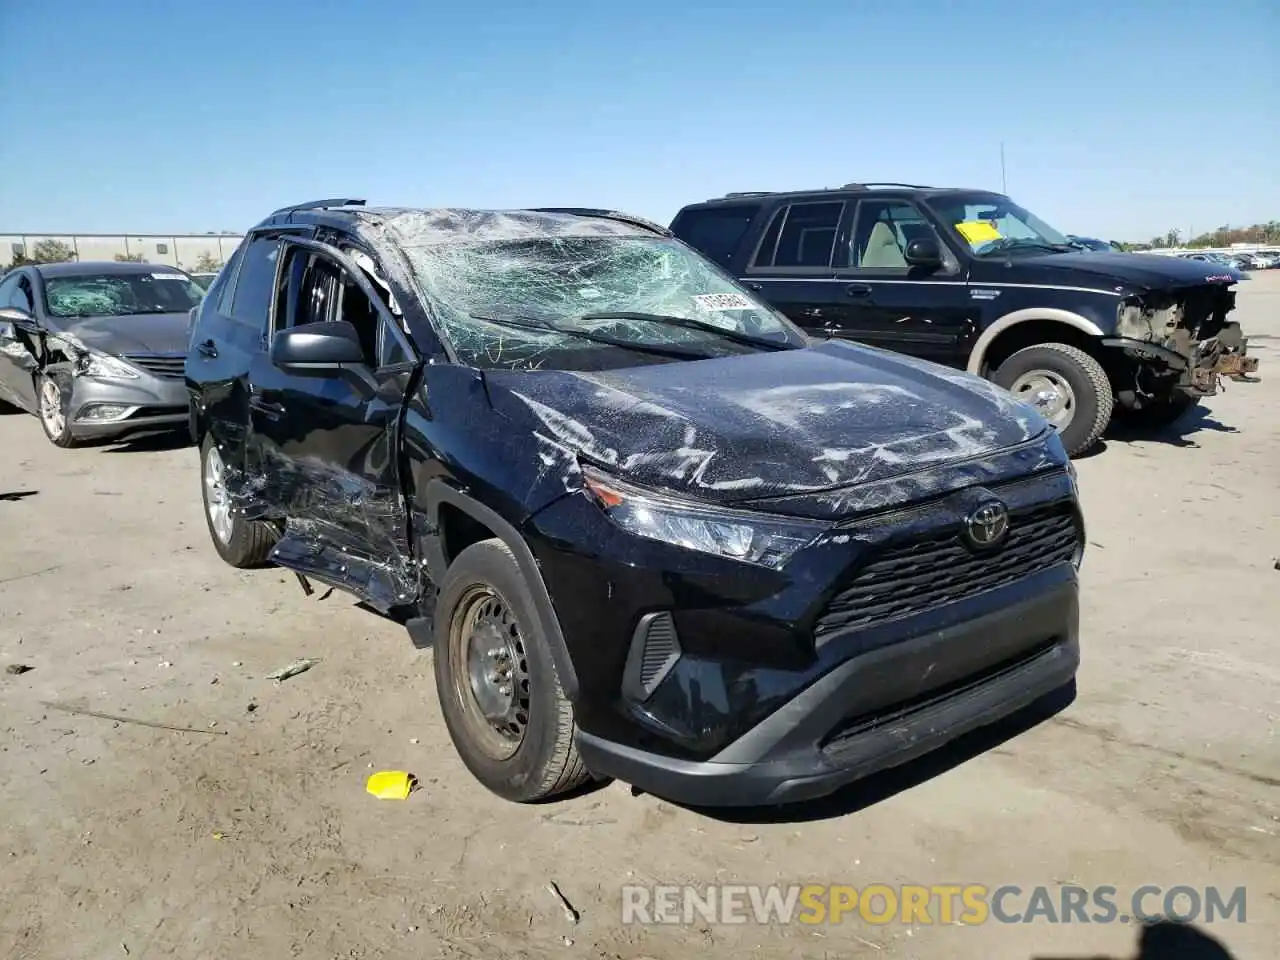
[580,465,829,570]
[76,351,140,380]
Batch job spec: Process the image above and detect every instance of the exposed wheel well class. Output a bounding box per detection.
[438,502,498,566]
[978,319,1107,378]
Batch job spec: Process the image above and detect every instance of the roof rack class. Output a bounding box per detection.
[529,207,671,236]
[722,191,775,198]
[840,182,932,190]
[270,198,367,217]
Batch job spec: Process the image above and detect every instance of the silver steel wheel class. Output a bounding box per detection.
[40,377,66,439]
[449,585,531,761]
[1009,369,1077,431]
[203,444,235,545]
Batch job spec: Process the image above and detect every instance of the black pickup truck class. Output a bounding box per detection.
[671,184,1259,456]
[186,199,1083,807]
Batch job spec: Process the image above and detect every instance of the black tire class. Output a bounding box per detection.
[199,433,276,568]
[36,371,79,448]
[1113,392,1199,429]
[991,343,1114,457]
[433,538,589,802]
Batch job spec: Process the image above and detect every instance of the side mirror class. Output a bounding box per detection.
[904,238,943,268]
[270,320,366,374]
[0,306,33,326]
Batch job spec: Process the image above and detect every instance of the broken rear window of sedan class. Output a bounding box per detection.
[44,272,205,318]
[400,233,805,370]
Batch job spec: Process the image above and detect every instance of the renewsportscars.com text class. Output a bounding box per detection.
[620,884,1248,926]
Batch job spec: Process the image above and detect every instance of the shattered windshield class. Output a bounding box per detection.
[44,272,204,318]
[399,229,805,370]
[929,193,1073,257]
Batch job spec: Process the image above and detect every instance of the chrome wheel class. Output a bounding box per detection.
[1009,369,1077,431]
[449,585,531,761]
[203,444,234,545]
[40,377,67,439]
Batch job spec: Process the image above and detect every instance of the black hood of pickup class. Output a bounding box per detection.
[484,339,1049,504]
[983,250,1240,293]
[48,313,191,355]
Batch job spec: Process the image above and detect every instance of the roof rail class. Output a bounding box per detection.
[722,191,774,198]
[840,182,931,190]
[529,207,671,236]
[270,198,367,217]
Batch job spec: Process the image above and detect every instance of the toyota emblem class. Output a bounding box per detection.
[964,500,1010,550]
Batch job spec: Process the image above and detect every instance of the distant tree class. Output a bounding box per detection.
[1188,219,1280,249]
[1164,228,1182,248]
[30,239,77,263]
[114,252,146,263]
[192,251,223,273]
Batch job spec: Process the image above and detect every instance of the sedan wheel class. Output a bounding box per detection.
[38,374,77,448]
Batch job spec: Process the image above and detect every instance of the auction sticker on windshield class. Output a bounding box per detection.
[955,221,1002,246]
[693,293,757,312]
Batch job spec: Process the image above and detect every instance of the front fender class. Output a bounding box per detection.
[967,307,1108,374]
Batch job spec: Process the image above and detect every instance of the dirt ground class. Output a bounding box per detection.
[2,274,1277,960]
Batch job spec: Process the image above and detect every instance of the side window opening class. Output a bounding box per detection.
[849,201,944,270]
[750,202,843,269]
[275,246,381,367]
[12,277,34,312]
[229,234,282,324]
[670,205,758,267]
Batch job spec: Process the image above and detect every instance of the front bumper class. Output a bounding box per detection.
[67,373,189,439]
[522,455,1082,807]
[1103,320,1259,398]
[576,577,1078,807]
[583,583,1080,808]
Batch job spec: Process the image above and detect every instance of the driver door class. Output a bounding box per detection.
[247,236,421,612]
[828,199,978,367]
[0,271,41,411]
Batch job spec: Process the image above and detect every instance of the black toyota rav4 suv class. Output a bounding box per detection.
[671,184,1259,456]
[186,199,1084,807]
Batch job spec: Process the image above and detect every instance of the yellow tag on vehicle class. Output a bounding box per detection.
[956,221,1002,245]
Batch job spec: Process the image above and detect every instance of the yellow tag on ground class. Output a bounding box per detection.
[366,770,414,800]
[955,221,1002,245]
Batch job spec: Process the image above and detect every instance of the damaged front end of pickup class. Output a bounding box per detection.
[1104,284,1260,407]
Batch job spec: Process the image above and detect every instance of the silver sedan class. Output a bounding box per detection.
[0,261,203,447]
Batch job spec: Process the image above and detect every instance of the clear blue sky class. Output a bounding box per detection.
[1,0,1276,241]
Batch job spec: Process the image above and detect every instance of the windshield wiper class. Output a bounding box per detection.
[468,313,712,360]
[976,238,1073,257]
[578,311,794,351]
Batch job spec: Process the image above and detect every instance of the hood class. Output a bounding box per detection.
[50,313,191,355]
[484,340,1048,504]
[993,250,1241,292]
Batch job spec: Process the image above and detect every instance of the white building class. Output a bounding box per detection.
[0,233,244,271]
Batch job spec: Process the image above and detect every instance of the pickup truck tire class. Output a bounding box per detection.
[199,434,276,568]
[1113,392,1199,430]
[434,538,590,803]
[992,343,1113,457]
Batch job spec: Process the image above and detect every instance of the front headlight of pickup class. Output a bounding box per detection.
[75,351,140,380]
[580,465,829,570]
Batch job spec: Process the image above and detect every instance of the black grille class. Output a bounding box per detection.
[123,353,186,379]
[814,502,1079,641]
